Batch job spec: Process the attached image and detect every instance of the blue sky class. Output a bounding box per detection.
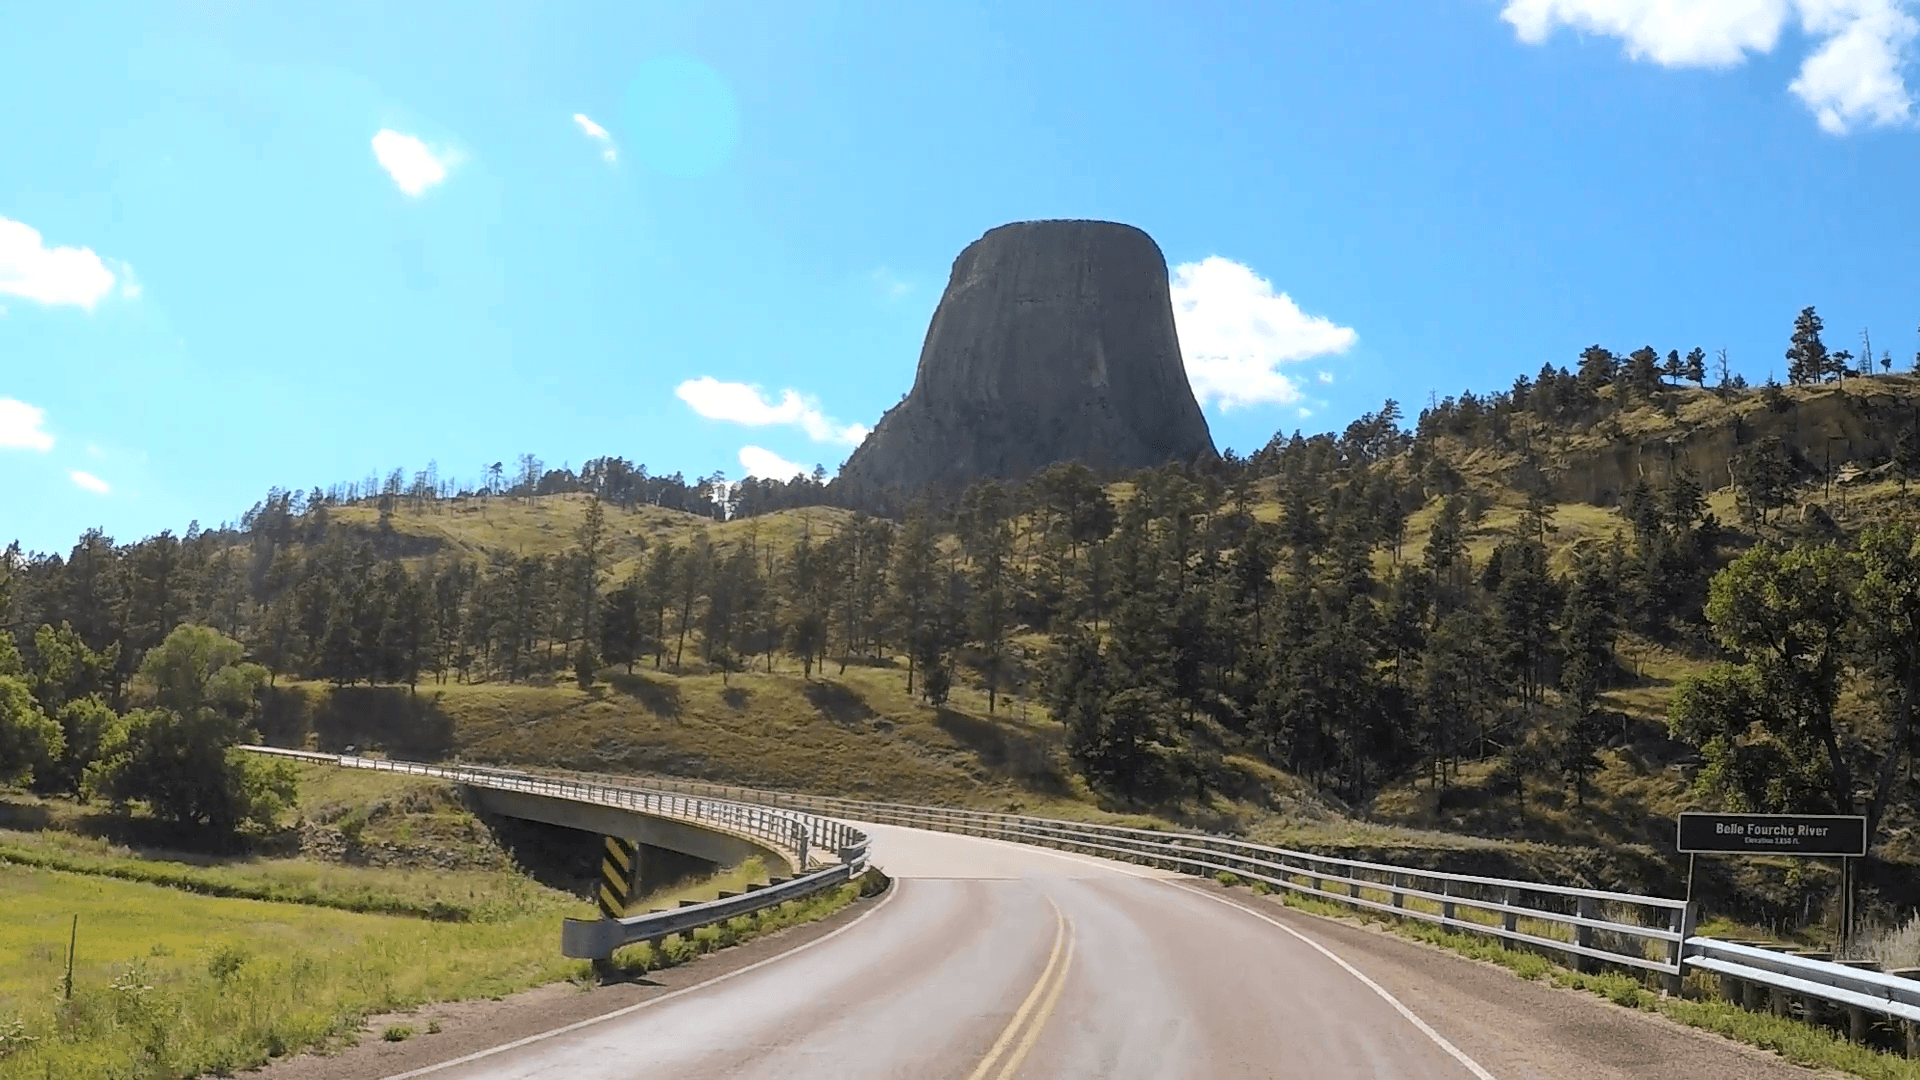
[5,0,1920,556]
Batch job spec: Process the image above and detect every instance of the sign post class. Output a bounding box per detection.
[1676,812,1868,951]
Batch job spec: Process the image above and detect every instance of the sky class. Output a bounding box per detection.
[5,0,1920,556]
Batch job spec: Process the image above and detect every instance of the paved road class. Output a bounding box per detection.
[398,822,1828,1080]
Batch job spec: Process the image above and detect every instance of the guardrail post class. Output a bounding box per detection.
[1573,896,1596,973]
[1391,874,1405,909]
[1501,888,1517,945]
[1441,880,1455,924]
[1665,902,1695,996]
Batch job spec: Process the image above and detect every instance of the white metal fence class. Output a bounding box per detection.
[241,747,871,959]
[535,764,1920,1053]
[249,747,1920,1053]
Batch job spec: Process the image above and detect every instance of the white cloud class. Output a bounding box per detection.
[674,376,870,445]
[573,113,618,162]
[0,217,121,309]
[870,267,912,301]
[69,470,109,495]
[1499,0,1919,133]
[1168,256,1358,411]
[738,445,808,481]
[0,398,55,452]
[371,129,458,196]
[1792,1,1919,131]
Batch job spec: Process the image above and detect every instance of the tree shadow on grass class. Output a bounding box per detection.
[721,687,751,710]
[0,795,284,860]
[258,685,456,759]
[931,709,1069,795]
[803,681,875,726]
[608,673,683,719]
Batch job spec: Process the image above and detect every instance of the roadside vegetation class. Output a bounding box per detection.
[0,748,880,1080]
[6,309,1920,935]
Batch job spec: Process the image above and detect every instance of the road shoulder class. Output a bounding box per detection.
[1176,877,1853,1080]
[241,889,890,1080]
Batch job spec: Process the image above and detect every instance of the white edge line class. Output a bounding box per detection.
[379,878,903,1080]
[1167,881,1500,1080]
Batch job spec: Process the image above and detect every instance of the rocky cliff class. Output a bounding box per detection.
[1534,379,1920,506]
[831,220,1217,515]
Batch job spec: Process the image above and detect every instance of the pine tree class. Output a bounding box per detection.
[1787,306,1828,384]
[884,508,939,695]
[1684,347,1708,387]
[1558,552,1616,804]
[599,577,644,674]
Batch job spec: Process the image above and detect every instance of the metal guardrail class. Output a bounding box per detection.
[253,748,1920,1050]
[239,747,871,959]
[535,767,1690,980]
[536,767,1920,1051]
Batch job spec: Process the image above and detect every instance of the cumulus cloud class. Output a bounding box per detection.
[0,398,55,452]
[1499,0,1919,133]
[738,445,808,480]
[1169,256,1358,411]
[69,470,109,494]
[674,376,870,445]
[0,217,122,309]
[573,113,618,162]
[371,129,458,195]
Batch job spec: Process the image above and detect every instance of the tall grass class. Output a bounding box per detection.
[1842,912,1920,970]
[0,862,870,1080]
[0,832,546,922]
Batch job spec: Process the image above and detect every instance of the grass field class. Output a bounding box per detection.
[0,754,871,1080]
[0,859,863,1080]
[0,858,585,1079]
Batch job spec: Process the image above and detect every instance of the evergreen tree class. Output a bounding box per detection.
[1684,347,1708,387]
[1787,306,1828,384]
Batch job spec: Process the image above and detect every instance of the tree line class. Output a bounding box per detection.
[6,313,1920,832]
[3,413,1723,814]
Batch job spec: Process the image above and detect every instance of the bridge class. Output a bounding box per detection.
[243,747,1911,1080]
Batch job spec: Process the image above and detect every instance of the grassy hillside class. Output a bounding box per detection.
[278,379,1920,865]
[323,494,863,582]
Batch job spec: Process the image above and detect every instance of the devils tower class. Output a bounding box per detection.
[832,220,1216,515]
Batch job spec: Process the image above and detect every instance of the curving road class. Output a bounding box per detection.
[389,822,1826,1080]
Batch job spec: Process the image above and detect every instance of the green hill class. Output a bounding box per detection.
[10,361,1920,933]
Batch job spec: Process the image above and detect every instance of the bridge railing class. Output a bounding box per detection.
[255,748,1920,1050]
[539,766,1920,1051]
[240,747,871,960]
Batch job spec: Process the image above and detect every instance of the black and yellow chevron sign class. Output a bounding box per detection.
[599,835,638,919]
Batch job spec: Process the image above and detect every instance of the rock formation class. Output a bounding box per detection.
[831,219,1217,515]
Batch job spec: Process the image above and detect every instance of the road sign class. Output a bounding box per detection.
[1676,812,1867,857]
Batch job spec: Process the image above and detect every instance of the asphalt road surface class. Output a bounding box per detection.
[392,823,1831,1080]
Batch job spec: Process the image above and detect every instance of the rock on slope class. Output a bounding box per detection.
[832,219,1217,515]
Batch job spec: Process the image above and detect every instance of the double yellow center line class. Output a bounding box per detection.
[966,897,1077,1080]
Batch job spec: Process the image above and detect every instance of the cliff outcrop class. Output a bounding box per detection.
[832,220,1217,515]
[1534,379,1920,505]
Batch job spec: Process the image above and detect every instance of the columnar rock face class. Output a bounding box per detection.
[832,219,1217,515]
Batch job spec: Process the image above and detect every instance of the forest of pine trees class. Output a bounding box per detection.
[7,308,1920,827]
